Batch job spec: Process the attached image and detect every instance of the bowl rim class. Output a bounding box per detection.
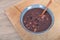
[20,4,54,34]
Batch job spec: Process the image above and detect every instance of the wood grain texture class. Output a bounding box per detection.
[5,0,60,40]
[0,10,22,40]
[0,0,22,40]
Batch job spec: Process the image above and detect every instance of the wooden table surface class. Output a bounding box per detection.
[0,0,22,40]
[0,0,60,40]
[5,0,60,40]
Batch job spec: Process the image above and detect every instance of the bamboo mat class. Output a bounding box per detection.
[5,0,60,40]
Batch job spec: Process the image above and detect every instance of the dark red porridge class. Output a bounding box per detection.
[23,8,52,33]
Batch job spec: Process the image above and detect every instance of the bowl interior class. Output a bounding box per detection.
[20,4,54,34]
